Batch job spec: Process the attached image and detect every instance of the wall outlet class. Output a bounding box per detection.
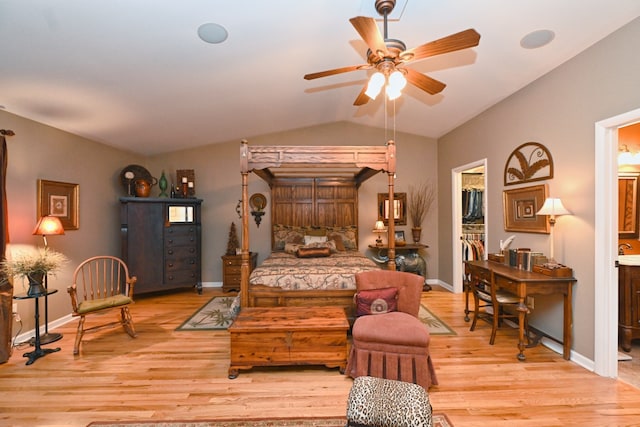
[12,302,17,313]
[526,296,534,310]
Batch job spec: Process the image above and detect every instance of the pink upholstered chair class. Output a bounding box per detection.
[345,270,438,389]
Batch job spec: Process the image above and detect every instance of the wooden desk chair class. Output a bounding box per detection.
[67,256,137,355]
[469,269,527,345]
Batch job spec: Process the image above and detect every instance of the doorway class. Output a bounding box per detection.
[452,159,488,294]
[594,107,640,378]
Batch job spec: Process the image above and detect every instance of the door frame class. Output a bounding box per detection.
[594,107,640,377]
[452,158,488,294]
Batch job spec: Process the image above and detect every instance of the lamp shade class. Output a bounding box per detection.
[536,198,571,217]
[33,215,65,236]
[373,220,387,232]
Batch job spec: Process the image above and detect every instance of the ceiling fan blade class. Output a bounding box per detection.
[353,84,370,106]
[349,16,389,58]
[404,68,446,95]
[304,65,363,80]
[401,28,481,63]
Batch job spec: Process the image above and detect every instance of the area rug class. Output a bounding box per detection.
[177,296,455,336]
[87,413,453,426]
[420,305,456,335]
[177,296,237,330]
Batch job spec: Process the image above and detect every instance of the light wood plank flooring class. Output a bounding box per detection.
[1,287,640,427]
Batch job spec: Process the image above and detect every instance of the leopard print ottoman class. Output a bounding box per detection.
[346,376,433,427]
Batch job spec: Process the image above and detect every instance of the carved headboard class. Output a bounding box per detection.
[270,176,358,250]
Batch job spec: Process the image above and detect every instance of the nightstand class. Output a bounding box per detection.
[221,252,257,292]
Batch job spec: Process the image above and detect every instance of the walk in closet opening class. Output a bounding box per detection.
[452,159,488,294]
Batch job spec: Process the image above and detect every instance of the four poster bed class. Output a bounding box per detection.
[237,139,399,320]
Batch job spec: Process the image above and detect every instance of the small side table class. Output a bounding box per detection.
[13,289,61,365]
[368,244,431,291]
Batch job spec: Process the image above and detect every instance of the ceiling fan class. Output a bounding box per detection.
[303,0,481,106]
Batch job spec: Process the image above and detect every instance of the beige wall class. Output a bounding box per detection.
[1,110,145,331]
[438,17,640,359]
[146,121,438,282]
[1,114,436,332]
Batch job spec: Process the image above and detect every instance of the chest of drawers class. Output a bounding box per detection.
[221,253,257,292]
[120,197,203,294]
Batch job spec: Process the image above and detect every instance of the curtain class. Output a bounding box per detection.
[0,133,11,363]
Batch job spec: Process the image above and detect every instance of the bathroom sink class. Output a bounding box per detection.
[619,255,640,266]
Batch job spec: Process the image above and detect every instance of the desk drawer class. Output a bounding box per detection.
[469,267,491,283]
[494,275,518,294]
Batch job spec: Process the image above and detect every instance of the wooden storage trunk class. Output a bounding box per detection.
[228,306,349,379]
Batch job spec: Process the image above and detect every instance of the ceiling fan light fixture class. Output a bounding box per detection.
[386,86,402,100]
[388,70,406,91]
[365,72,385,99]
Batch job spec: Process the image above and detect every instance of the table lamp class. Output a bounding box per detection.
[373,220,387,247]
[536,198,571,266]
[32,215,65,344]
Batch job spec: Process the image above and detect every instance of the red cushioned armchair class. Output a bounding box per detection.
[345,270,438,388]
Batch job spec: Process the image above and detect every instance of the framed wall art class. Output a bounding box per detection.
[37,179,79,230]
[378,192,407,226]
[503,184,549,234]
[504,142,554,186]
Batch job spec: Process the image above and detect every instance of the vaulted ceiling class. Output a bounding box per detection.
[1,1,639,156]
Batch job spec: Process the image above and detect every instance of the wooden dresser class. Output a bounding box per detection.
[120,197,203,294]
[221,252,257,292]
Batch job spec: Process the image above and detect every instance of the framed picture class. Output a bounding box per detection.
[37,179,79,230]
[378,192,407,226]
[394,230,405,242]
[619,173,640,238]
[503,184,549,234]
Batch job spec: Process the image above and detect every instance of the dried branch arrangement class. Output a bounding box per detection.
[408,181,436,228]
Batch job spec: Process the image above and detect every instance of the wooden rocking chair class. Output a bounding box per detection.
[67,256,137,355]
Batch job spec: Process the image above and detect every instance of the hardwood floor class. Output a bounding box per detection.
[2,286,640,426]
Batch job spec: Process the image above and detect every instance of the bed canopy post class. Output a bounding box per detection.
[240,139,250,308]
[386,139,396,271]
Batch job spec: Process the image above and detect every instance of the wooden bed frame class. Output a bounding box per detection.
[238,140,398,313]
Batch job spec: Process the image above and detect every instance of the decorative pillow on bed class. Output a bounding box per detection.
[284,242,304,255]
[304,235,328,245]
[296,246,332,258]
[355,287,398,316]
[328,235,346,251]
[303,226,326,237]
[303,240,338,253]
[327,226,358,250]
[273,224,305,250]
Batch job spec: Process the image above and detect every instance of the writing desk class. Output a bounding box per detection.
[465,260,576,361]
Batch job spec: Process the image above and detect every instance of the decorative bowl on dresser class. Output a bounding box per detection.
[120,197,203,294]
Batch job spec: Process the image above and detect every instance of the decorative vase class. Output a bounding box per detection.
[411,227,422,244]
[135,179,151,197]
[158,171,168,197]
[26,271,46,297]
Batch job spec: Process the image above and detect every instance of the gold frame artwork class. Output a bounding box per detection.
[37,179,79,230]
[378,192,407,226]
[619,173,640,238]
[503,184,549,234]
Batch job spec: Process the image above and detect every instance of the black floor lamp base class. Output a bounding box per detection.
[30,332,62,346]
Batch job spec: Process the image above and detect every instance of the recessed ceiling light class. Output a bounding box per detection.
[197,23,228,44]
[520,29,555,49]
